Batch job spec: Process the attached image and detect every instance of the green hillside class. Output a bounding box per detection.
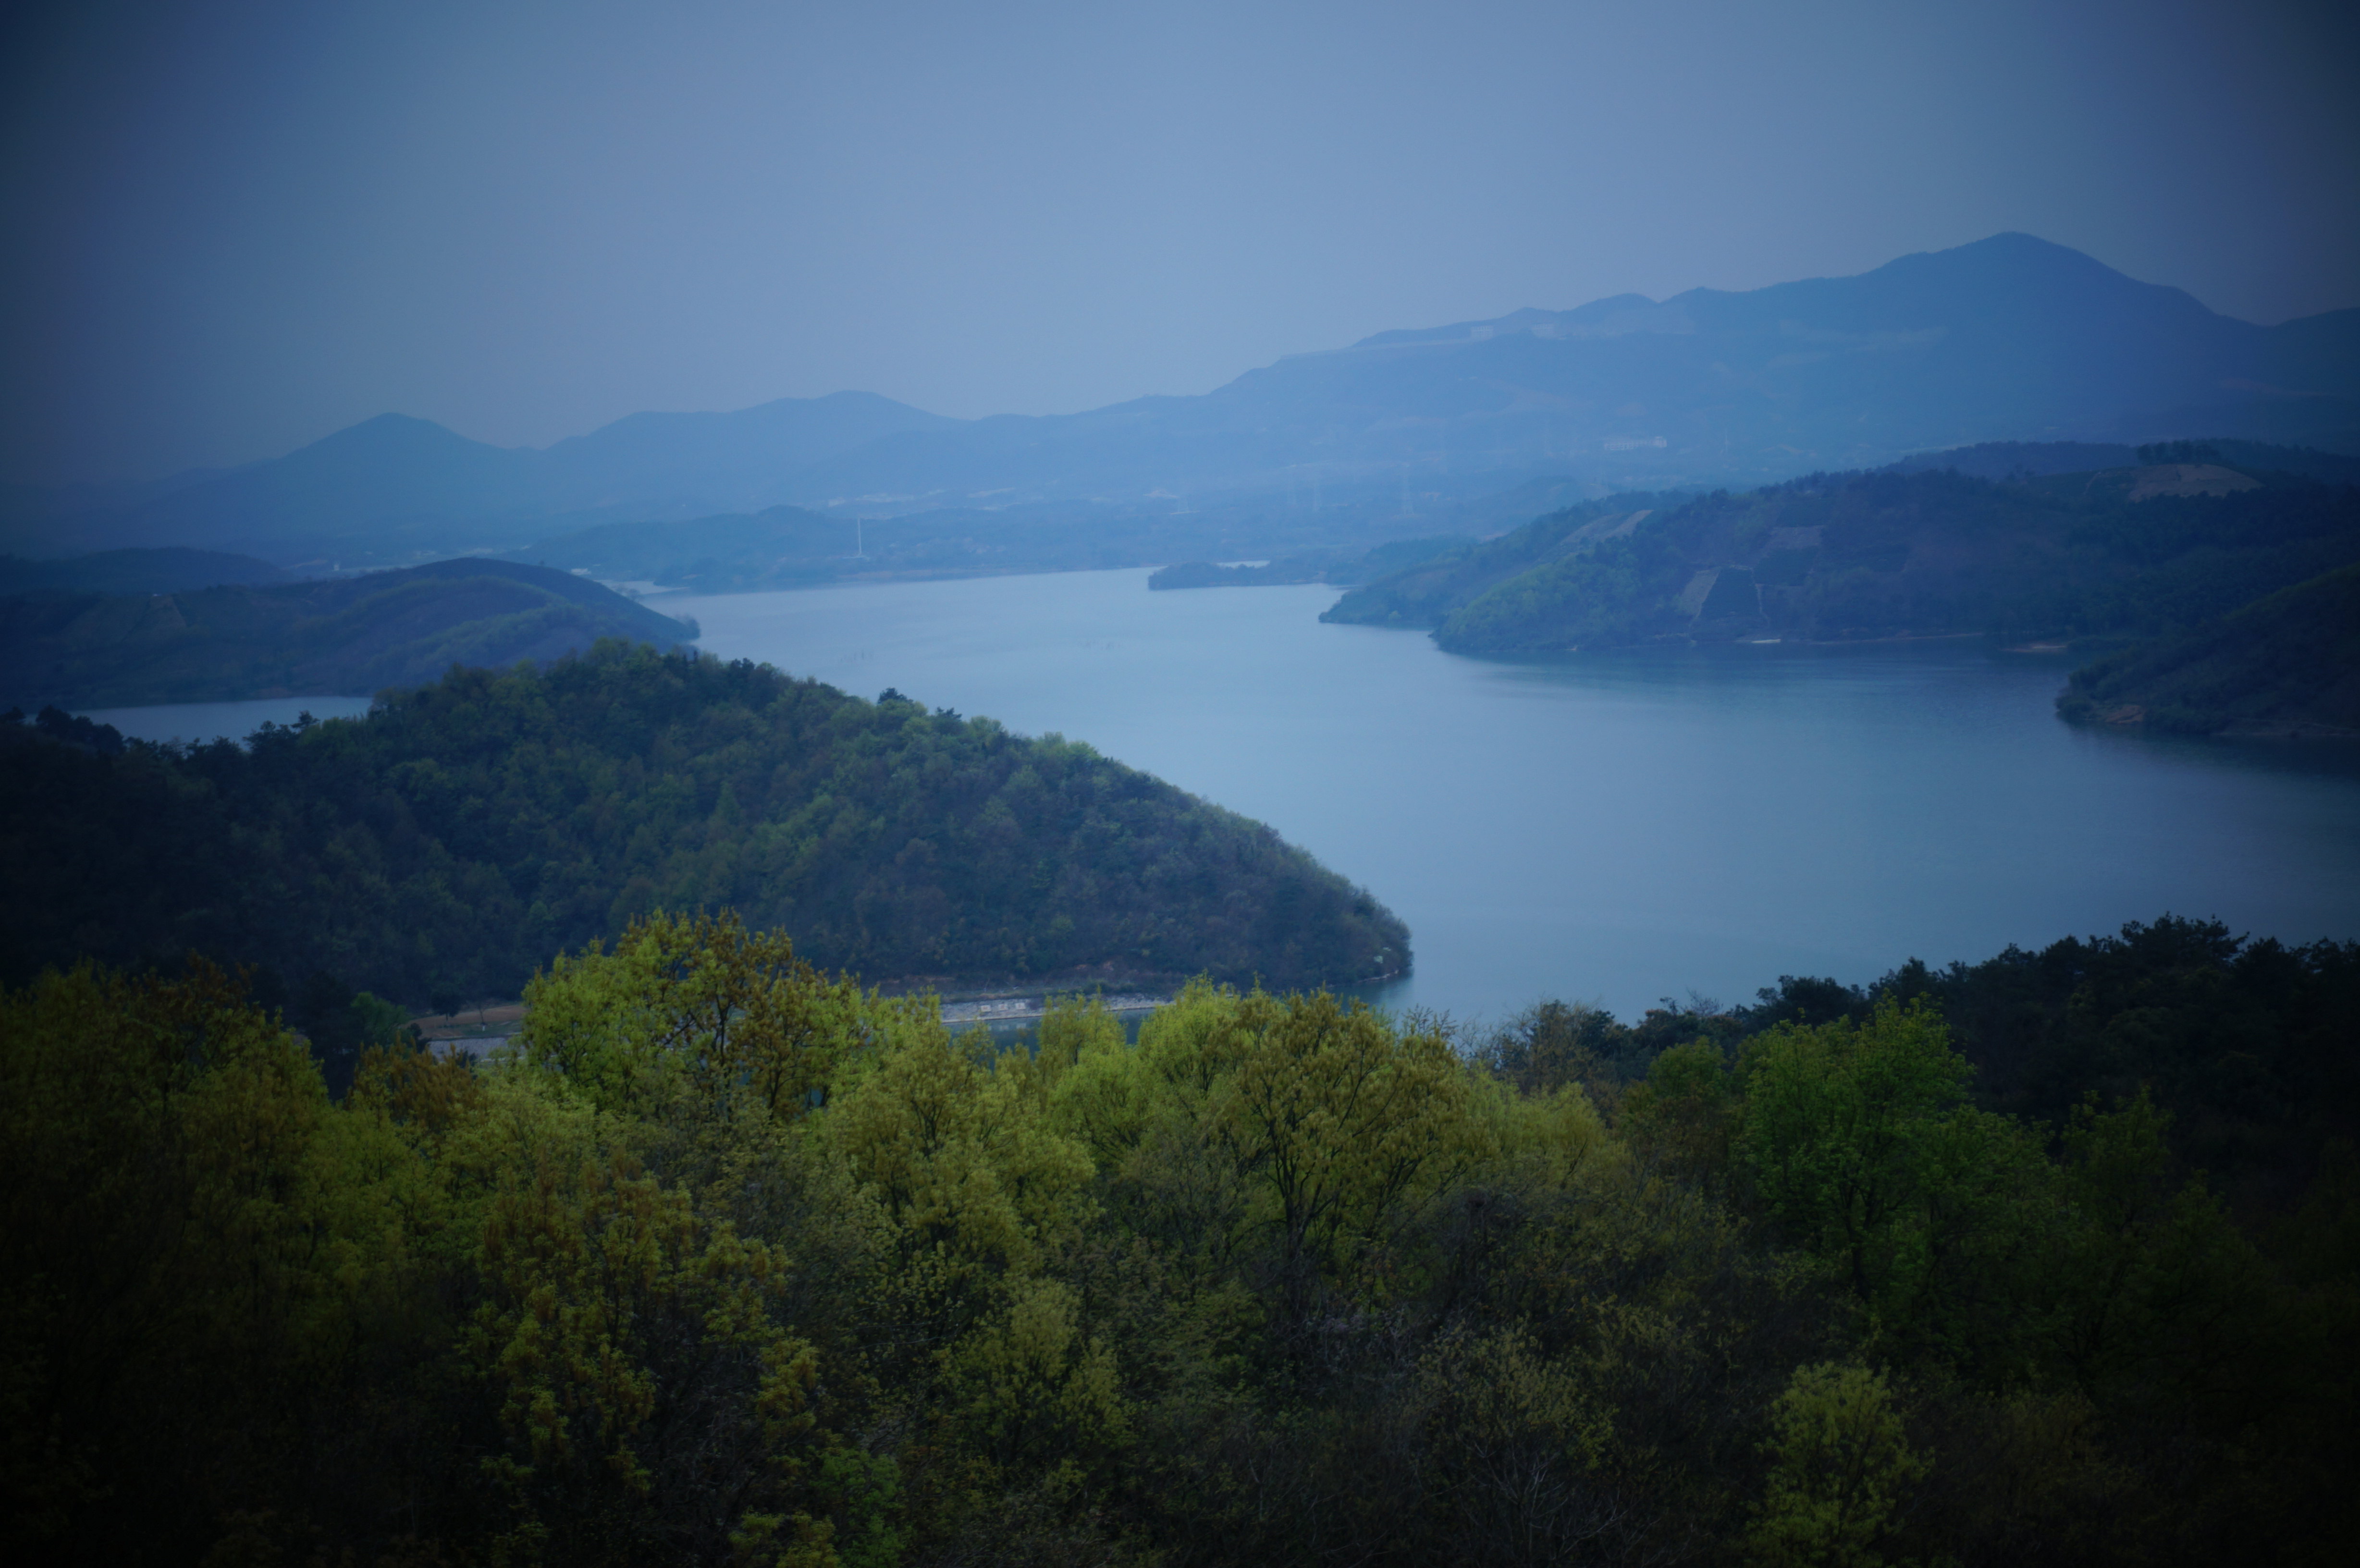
[0,557,695,707]
[1323,459,2360,656]
[0,641,1409,1008]
[1320,493,1687,627]
[2058,563,2360,735]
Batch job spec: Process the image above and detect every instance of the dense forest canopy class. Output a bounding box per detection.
[7,908,2354,1565]
[0,640,1408,1022]
[0,558,695,709]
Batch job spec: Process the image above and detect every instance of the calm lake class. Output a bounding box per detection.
[669,568,2360,1023]
[82,568,2360,1024]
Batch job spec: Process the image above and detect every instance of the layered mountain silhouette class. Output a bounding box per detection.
[16,234,2357,568]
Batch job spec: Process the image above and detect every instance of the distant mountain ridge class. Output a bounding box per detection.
[17,235,2359,571]
[4,392,953,563]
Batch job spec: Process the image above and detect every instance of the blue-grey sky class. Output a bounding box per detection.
[4,0,2355,485]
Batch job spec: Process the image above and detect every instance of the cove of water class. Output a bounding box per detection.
[72,568,2360,1024]
[664,568,2360,1024]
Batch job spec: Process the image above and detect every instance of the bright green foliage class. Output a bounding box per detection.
[943,1275,1129,1468]
[1052,980,1488,1321]
[9,919,2360,1566]
[1739,999,2043,1359]
[518,908,869,1124]
[827,1015,1094,1269]
[457,1074,836,1562]
[1750,1361,1927,1568]
[1205,989,1486,1305]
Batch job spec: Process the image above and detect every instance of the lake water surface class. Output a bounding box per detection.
[75,570,2360,1024]
[667,568,2360,1023]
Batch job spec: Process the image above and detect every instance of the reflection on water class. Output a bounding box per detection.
[673,568,2360,1023]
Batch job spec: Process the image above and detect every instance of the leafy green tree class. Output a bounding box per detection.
[455,1072,842,1565]
[11,907,2360,1565]
[518,908,869,1127]
[1738,998,2044,1363]
[1749,1361,1927,1568]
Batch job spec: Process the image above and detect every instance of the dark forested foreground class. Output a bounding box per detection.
[0,641,1407,1013]
[5,911,2355,1566]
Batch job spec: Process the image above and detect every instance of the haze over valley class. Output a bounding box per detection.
[9,234,2358,582]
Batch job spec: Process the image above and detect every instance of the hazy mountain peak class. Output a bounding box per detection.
[40,234,2358,564]
[1357,234,2233,359]
[1662,231,2226,339]
[298,412,507,457]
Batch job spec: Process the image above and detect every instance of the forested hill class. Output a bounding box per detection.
[0,557,695,708]
[2058,562,2360,736]
[1323,451,2360,654]
[0,640,1408,1006]
[1320,491,1690,628]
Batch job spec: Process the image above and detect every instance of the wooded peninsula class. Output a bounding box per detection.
[0,642,1408,1039]
[1324,441,2360,736]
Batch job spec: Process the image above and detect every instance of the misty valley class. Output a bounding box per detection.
[9,233,2360,1567]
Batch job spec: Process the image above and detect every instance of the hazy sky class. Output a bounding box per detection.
[4,0,2356,485]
